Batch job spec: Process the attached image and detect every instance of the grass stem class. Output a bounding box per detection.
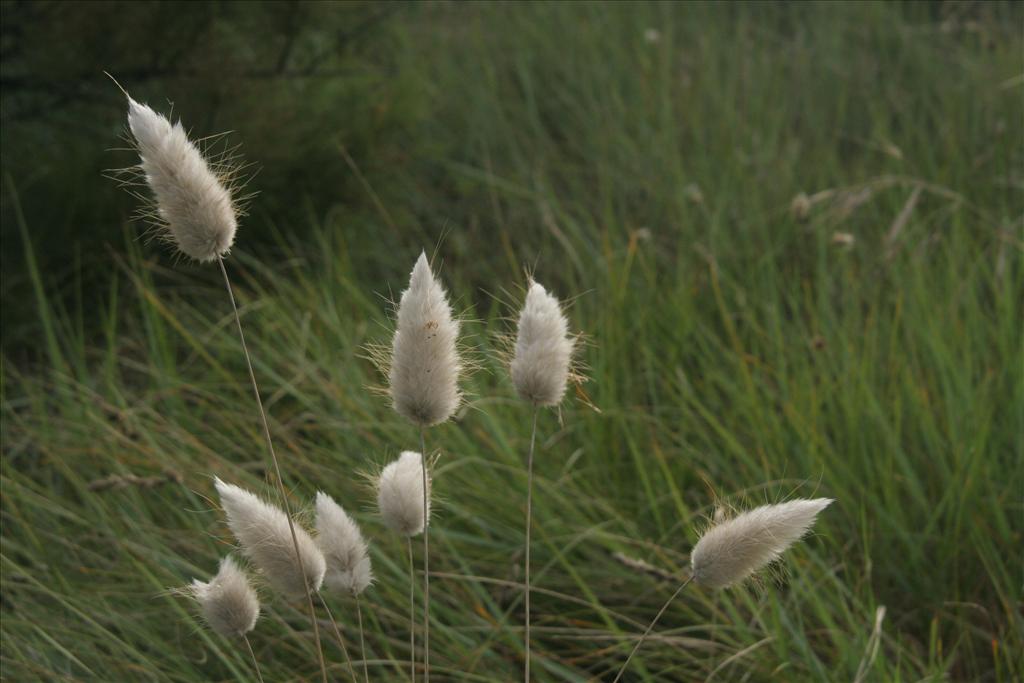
[524,406,539,682]
[611,576,694,683]
[419,427,431,683]
[408,536,416,683]
[355,594,370,683]
[319,592,358,683]
[217,256,328,683]
[243,634,265,683]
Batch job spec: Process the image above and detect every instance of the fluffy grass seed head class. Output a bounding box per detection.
[690,498,833,589]
[388,252,461,427]
[189,556,260,638]
[511,280,574,407]
[215,478,326,599]
[314,492,373,596]
[125,97,237,262]
[376,451,430,537]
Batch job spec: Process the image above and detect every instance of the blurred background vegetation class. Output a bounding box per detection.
[2,1,1022,681]
[1,1,1021,344]
[3,0,419,346]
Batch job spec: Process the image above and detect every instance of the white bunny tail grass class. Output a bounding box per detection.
[510,279,575,682]
[124,97,238,263]
[511,280,574,407]
[215,478,326,599]
[189,557,264,683]
[215,480,330,681]
[314,493,373,683]
[691,497,834,589]
[381,251,465,682]
[386,251,460,683]
[377,450,431,682]
[389,252,461,428]
[112,84,322,681]
[613,498,834,682]
[377,451,431,537]
[189,556,260,639]
[315,492,373,596]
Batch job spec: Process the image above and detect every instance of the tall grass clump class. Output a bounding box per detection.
[2,5,1018,682]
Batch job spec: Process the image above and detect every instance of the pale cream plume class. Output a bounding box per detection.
[215,479,326,599]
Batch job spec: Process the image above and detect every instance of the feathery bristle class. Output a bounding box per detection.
[214,479,326,598]
[126,98,237,262]
[690,498,833,588]
[377,451,431,536]
[189,556,259,638]
[388,252,461,426]
[511,280,574,406]
[314,492,373,596]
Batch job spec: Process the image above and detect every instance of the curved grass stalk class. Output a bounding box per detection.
[524,407,539,681]
[408,536,417,683]
[419,427,431,683]
[611,576,693,683]
[218,256,327,683]
[355,595,370,683]
[243,634,265,683]
[319,593,358,682]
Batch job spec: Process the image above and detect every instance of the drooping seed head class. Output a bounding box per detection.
[511,280,574,407]
[388,253,461,427]
[126,97,237,262]
[215,478,326,599]
[690,498,833,589]
[189,556,259,638]
[376,451,430,537]
[314,492,373,596]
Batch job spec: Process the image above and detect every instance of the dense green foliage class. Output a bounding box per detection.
[3,2,1022,681]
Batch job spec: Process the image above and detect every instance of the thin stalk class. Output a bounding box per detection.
[320,592,358,683]
[243,634,265,683]
[218,257,327,683]
[419,427,430,683]
[524,406,539,682]
[611,576,694,683]
[355,595,370,683]
[408,536,417,683]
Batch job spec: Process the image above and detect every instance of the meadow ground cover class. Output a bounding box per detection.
[2,2,1022,681]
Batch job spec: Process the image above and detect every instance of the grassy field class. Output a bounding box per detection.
[2,2,1022,681]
